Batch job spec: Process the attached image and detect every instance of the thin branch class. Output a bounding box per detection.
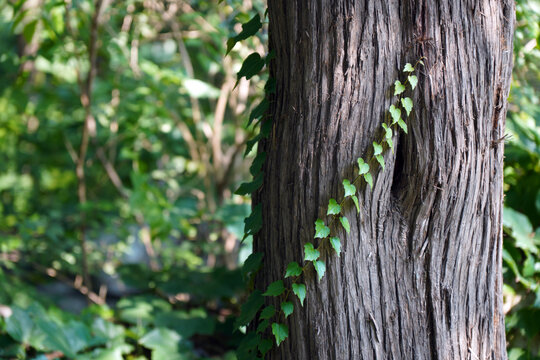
[95,147,128,198]
[32,262,106,305]
[212,77,233,180]
[74,0,107,292]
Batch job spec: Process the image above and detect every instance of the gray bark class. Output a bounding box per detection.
[254,1,514,359]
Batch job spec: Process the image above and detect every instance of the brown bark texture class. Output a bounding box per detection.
[254,1,515,359]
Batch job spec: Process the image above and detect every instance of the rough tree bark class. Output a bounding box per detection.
[254,1,514,359]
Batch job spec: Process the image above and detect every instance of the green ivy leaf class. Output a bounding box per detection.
[364,172,373,189]
[357,158,370,175]
[237,53,265,82]
[263,280,285,297]
[408,75,418,90]
[342,179,356,198]
[403,63,414,72]
[397,118,408,134]
[248,99,269,127]
[226,14,262,54]
[401,97,413,116]
[285,261,303,278]
[327,198,341,215]
[386,137,394,151]
[382,123,392,139]
[340,216,350,234]
[373,142,383,156]
[304,243,320,262]
[242,252,263,280]
[265,77,276,94]
[271,323,288,346]
[329,237,341,257]
[259,305,276,320]
[382,123,394,151]
[258,338,273,356]
[265,50,275,65]
[235,290,264,327]
[23,20,38,44]
[314,219,330,238]
[281,302,294,319]
[243,203,262,240]
[236,332,259,359]
[235,172,264,195]
[292,283,306,306]
[394,80,406,95]
[313,260,326,281]
[375,154,385,170]
[351,195,360,213]
[249,152,267,176]
[244,133,261,156]
[256,320,269,333]
[389,105,401,125]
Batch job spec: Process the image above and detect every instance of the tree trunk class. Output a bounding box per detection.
[254,1,514,359]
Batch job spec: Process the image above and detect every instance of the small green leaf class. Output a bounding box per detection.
[394,80,406,95]
[265,77,276,94]
[304,243,320,262]
[397,118,408,134]
[382,123,393,151]
[226,14,262,54]
[351,195,360,213]
[386,137,394,151]
[342,179,356,198]
[237,53,265,82]
[313,260,326,281]
[382,123,393,139]
[364,172,373,189]
[236,332,259,358]
[357,158,370,175]
[401,97,413,116]
[408,75,418,90]
[389,105,401,124]
[23,20,38,43]
[259,306,276,320]
[403,63,414,72]
[329,237,341,257]
[281,302,294,319]
[340,216,350,234]
[244,133,261,156]
[418,59,425,66]
[292,283,306,306]
[265,50,275,65]
[235,172,264,195]
[375,154,385,170]
[373,142,383,156]
[285,262,303,278]
[248,99,269,127]
[243,203,262,239]
[258,338,273,356]
[314,219,330,238]
[327,198,341,215]
[256,320,269,334]
[235,290,264,327]
[263,280,285,297]
[249,152,267,176]
[271,323,288,346]
[242,252,263,280]
[260,117,273,137]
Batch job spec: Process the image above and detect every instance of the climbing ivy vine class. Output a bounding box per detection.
[227,9,424,359]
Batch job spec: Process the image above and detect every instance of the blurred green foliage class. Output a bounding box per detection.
[0,0,538,359]
[0,0,265,358]
[503,1,540,359]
